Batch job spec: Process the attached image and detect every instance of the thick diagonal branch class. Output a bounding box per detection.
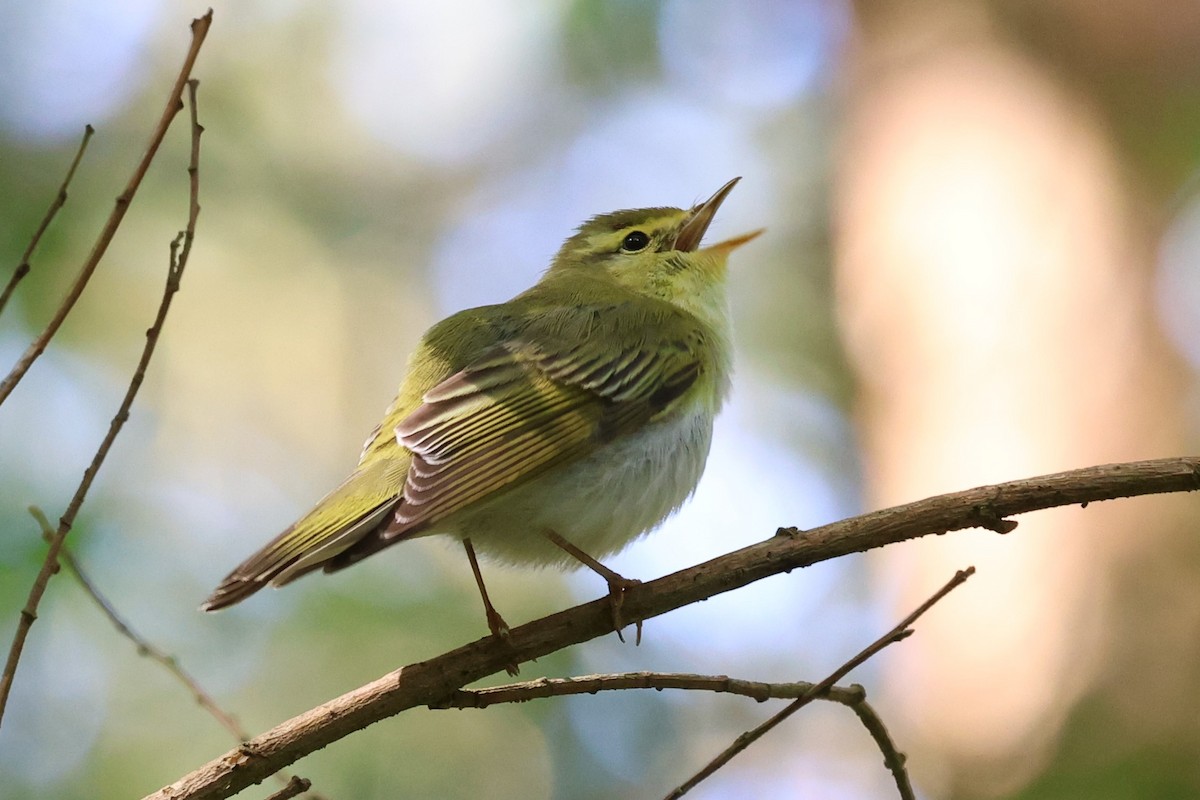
[147,457,1200,800]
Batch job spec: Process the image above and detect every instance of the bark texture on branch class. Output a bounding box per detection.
[147,457,1200,800]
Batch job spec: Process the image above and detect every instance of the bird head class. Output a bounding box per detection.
[547,178,762,309]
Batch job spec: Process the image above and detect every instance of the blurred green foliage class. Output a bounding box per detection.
[2,2,1200,799]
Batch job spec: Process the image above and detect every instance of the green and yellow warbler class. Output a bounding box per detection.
[203,178,759,644]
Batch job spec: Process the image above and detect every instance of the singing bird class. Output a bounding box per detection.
[203,178,759,644]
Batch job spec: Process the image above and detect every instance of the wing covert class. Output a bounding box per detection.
[388,329,705,535]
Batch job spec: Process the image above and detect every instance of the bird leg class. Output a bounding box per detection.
[463,538,519,676]
[545,530,643,644]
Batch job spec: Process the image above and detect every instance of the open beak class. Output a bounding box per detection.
[702,227,764,254]
[673,177,740,252]
[673,177,762,254]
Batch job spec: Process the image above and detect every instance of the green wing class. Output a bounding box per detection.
[200,457,406,610]
[387,323,706,537]
[203,298,711,607]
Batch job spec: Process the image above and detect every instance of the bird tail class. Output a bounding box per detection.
[201,465,401,611]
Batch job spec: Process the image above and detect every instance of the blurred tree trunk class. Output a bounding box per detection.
[837,1,1200,795]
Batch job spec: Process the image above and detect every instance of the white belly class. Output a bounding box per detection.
[438,406,715,566]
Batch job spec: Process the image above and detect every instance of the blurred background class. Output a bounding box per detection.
[1,1,1199,798]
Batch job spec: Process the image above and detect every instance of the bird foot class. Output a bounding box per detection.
[464,538,520,675]
[483,607,520,676]
[606,576,644,645]
[543,530,646,644]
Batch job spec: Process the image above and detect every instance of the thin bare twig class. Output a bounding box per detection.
[847,696,912,800]
[30,508,329,799]
[146,458,1200,800]
[665,567,975,799]
[28,507,246,736]
[0,9,212,407]
[0,125,94,317]
[440,670,907,797]
[434,672,865,710]
[0,69,205,727]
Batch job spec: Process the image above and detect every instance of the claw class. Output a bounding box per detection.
[606,576,643,643]
[545,530,645,643]
[484,610,519,677]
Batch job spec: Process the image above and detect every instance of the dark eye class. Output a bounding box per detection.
[620,231,651,252]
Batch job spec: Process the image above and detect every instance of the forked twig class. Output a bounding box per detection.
[0,125,94,317]
[0,70,205,726]
[0,9,212,407]
[665,567,976,799]
[440,670,906,796]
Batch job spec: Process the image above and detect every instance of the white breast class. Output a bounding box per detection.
[445,405,716,566]
[442,291,732,567]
